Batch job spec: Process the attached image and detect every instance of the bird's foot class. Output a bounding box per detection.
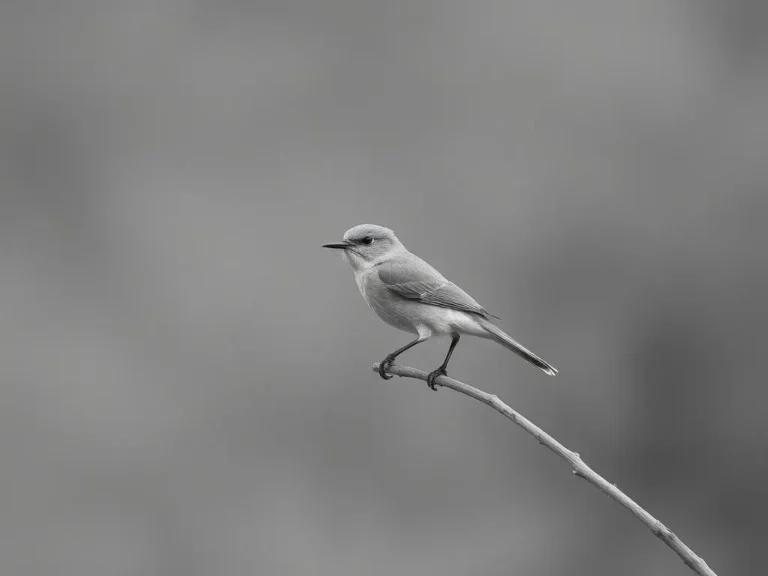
[378,355,397,380]
[426,367,447,391]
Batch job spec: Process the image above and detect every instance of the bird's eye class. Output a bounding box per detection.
[361,236,374,245]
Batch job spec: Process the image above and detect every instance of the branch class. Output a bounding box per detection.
[373,362,717,576]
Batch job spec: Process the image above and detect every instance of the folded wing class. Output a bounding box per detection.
[378,257,494,318]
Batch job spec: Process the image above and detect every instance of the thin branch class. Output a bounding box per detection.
[373,362,718,576]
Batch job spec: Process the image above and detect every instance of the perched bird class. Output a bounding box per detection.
[323,224,557,389]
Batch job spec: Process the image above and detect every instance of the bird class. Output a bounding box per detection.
[323,224,557,390]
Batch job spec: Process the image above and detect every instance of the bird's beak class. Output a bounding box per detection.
[322,241,352,250]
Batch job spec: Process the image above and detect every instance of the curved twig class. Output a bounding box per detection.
[373,362,717,576]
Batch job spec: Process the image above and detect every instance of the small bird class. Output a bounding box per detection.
[324,224,557,389]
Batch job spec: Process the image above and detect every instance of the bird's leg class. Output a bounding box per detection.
[427,334,460,390]
[378,337,426,380]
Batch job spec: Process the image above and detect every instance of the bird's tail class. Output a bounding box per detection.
[478,318,558,376]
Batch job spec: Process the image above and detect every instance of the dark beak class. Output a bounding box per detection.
[322,241,352,250]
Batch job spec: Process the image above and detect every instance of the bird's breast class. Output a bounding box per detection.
[355,270,418,334]
[354,271,373,307]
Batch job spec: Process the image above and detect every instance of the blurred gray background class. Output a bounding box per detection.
[0,1,766,575]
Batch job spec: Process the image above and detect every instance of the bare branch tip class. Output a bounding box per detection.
[368,361,718,576]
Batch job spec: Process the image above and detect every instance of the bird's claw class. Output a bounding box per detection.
[426,367,447,391]
[378,356,396,380]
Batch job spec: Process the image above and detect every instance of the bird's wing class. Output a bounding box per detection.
[377,257,494,318]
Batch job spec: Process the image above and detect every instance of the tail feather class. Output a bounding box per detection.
[478,318,557,376]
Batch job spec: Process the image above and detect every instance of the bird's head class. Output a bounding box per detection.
[323,224,404,271]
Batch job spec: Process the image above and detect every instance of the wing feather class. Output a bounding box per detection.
[377,257,494,318]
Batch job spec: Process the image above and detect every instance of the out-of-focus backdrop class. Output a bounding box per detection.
[1,1,766,575]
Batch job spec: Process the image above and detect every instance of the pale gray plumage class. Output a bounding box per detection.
[378,257,495,319]
[324,224,557,388]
